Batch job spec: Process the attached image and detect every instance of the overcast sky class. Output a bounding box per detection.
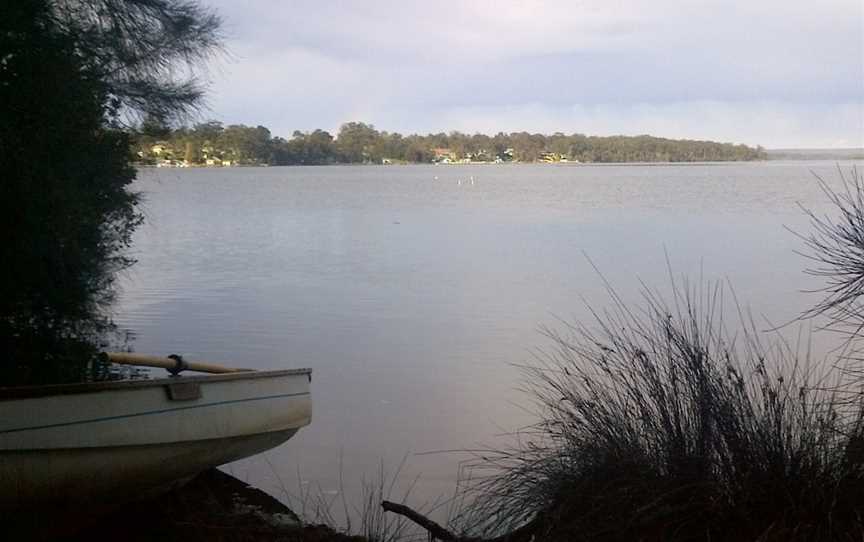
[202,0,863,148]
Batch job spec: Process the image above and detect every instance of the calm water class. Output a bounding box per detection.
[116,161,862,512]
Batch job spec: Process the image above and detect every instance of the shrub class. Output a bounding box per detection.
[456,279,864,541]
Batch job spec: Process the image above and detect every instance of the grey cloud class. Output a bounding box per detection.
[203,0,863,147]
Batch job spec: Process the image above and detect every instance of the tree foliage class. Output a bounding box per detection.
[51,0,222,122]
[0,0,220,384]
[134,121,767,166]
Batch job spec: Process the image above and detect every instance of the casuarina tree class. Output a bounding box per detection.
[0,0,221,384]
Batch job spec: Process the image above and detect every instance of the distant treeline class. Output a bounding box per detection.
[133,120,767,166]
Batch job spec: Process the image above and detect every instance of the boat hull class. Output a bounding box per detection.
[0,369,311,515]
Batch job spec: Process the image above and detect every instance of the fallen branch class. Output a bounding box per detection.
[380,500,541,542]
[381,500,458,541]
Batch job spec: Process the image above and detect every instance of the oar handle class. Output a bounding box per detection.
[103,352,252,374]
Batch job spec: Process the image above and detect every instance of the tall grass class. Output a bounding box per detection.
[798,166,864,333]
[453,278,864,541]
[270,455,427,542]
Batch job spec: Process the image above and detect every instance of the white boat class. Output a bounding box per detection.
[0,353,311,524]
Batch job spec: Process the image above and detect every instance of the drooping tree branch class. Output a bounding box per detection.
[49,0,224,122]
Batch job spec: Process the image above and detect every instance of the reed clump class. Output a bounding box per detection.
[273,456,425,542]
[453,278,864,541]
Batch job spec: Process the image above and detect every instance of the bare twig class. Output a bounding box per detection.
[381,500,458,541]
[381,500,540,542]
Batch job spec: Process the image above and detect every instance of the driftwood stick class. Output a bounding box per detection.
[381,500,459,541]
[381,500,541,542]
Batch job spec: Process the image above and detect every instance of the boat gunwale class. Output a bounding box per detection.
[0,368,312,401]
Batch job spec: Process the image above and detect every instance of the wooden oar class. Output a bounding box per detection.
[103,352,252,374]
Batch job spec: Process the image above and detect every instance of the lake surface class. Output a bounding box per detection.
[116,161,862,517]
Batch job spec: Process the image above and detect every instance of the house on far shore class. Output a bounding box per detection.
[496,147,515,162]
[432,148,456,163]
[539,151,568,163]
[202,158,234,167]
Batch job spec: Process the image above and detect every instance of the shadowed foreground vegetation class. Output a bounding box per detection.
[446,282,863,541]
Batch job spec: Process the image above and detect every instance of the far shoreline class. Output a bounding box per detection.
[135,157,864,170]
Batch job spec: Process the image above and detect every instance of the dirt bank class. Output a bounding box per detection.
[64,469,365,542]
